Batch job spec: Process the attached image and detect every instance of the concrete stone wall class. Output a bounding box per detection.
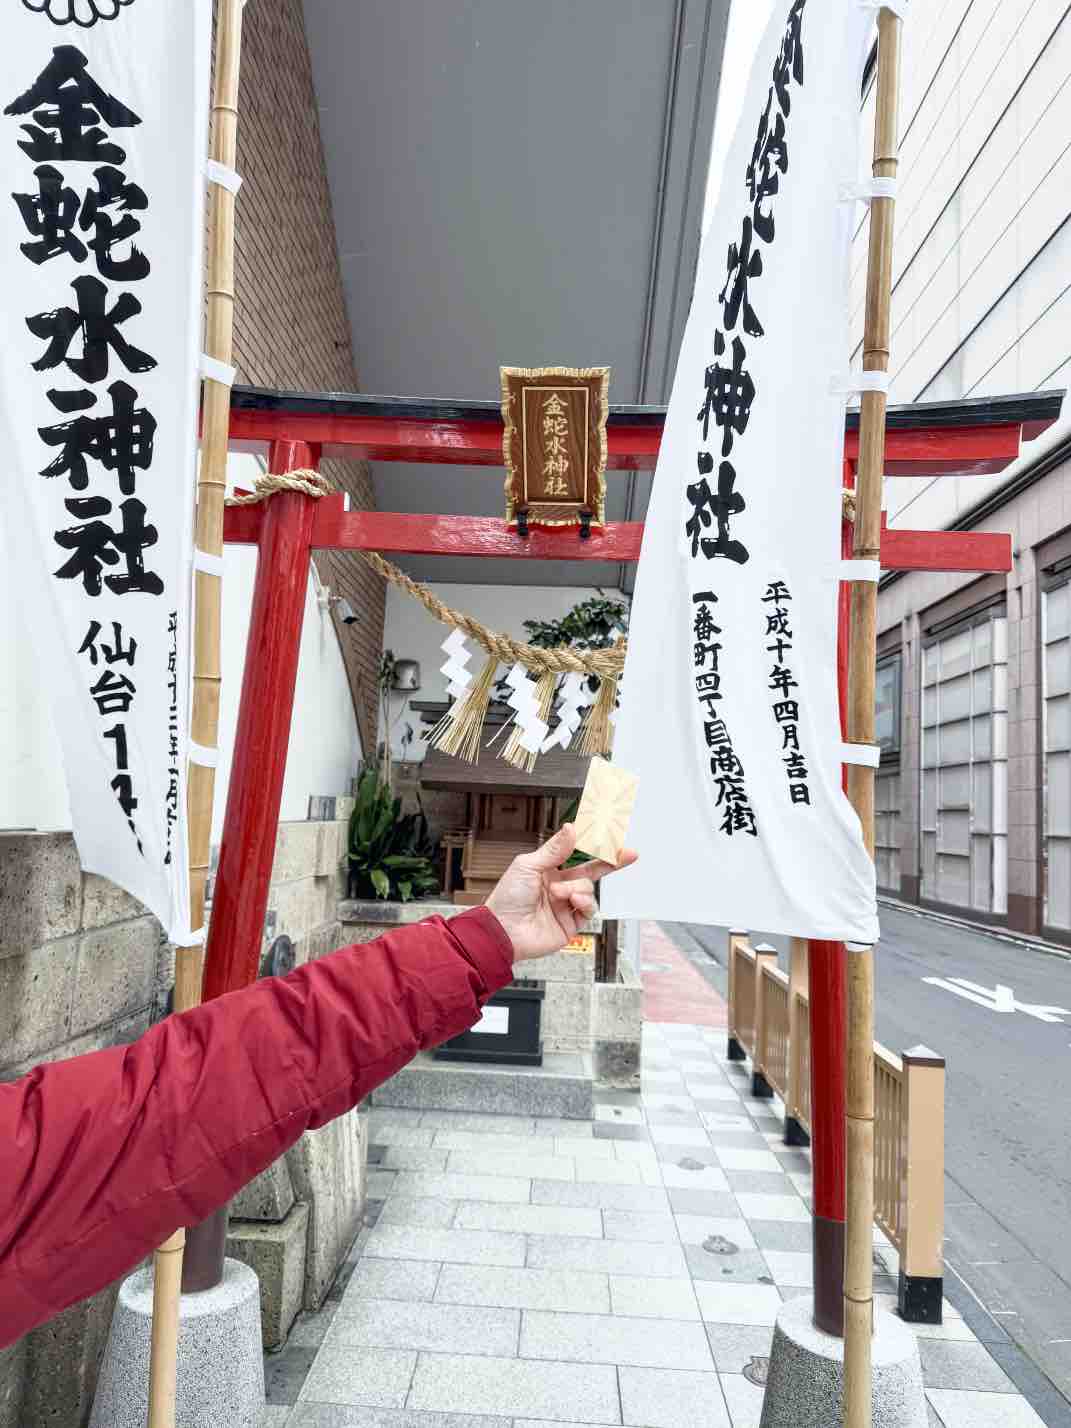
[339,899,643,1084]
[0,834,170,1428]
[227,803,368,1350]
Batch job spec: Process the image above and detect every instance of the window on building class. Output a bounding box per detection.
[921,605,1008,914]
[1043,575,1071,932]
[874,653,902,892]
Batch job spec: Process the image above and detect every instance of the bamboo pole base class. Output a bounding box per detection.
[90,1257,264,1428]
[146,1230,185,1428]
[758,1296,926,1428]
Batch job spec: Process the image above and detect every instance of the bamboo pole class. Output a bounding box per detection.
[842,9,903,1427]
[146,1,246,1423]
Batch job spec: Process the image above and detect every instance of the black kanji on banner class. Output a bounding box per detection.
[8,43,158,851]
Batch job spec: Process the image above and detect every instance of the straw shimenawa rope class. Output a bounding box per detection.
[224,468,627,678]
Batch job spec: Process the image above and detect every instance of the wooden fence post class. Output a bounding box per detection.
[751,943,778,1098]
[727,929,748,1061]
[785,938,811,1146]
[899,1046,945,1323]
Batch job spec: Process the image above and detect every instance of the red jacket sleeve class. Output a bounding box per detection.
[0,907,513,1348]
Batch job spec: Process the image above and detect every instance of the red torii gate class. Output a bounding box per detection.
[201,384,1060,1321]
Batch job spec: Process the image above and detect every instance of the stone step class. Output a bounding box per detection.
[370,1050,593,1120]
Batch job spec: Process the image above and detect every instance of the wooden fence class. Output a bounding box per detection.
[727,932,945,1322]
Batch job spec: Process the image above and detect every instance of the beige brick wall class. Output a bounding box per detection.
[233,0,385,751]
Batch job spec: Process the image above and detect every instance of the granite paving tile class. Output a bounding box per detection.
[559,1137,617,1159]
[532,1180,670,1212]
[454,1203,603,1237]
[267,1348,320,1406]
[444,1149,575,1182]
[918,1340,1017,1392]
[418,1112,536,1134]
[364,1224,525,1267]
[693,1281,783,1325]
[925,1390,1047,1426]
[617,1365,731,1428]
[372,1128,437,1148]
[718,1372,763,1427]
[433,1131,570,1157]
[601,1210,681,1243]
[435,1263,611,1313]
[342,1259,442,1305]
[648,1127,713,1148]
[642,1111,706,1129]
[674,1215,756,1250]
[377,1197,459,1229]
[760,1250,812,1287]
[390,1172,532,1204]
[703,1323,774,1373]
[287,1410,511,1428]
[381,1148,451,1173]
[655,1146,720,1168]
[745,1220,811,1252]
[371,1110,425,1129]
[595,1104,645,1125]
[574,1160,647,1187]
[711,1148,782,1174]
[367,1171,398,1198]
[531,1117,597,1137]
[297,1346,416,1409]
[724,1171,795,1196]
[733,1194,809,1223]
[406,1353,620,1423]
[683,1248,772,1285]
[520,1309,713,1370]
[666,1188,740,1217]
[609,1274,700,1321]
[526,1234,689,1278]
[659,1164,730,1192]
[327,1298,519,1357]
[593,1124,651,1142]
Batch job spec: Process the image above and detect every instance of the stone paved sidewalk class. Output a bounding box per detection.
[259,1005,1049,1428]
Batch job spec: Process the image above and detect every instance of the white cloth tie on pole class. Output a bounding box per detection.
[193,549,225,578]
[839,558,882,583]
[830,369,891,398]
[838,178,898,203]
[200,353,237,387]
[841,742,881,768]
[205,158,243,194]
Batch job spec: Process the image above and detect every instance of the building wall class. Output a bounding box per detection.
[875,435,1071,936]
[851,0,1071,532]
[234,0,385,746]
[861,0,1070,937]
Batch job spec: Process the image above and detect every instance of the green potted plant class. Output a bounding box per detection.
[347,765,439,902]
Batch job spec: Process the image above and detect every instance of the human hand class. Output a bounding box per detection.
[484,823,638,962]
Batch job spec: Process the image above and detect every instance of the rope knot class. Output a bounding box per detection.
[225,468,333,506]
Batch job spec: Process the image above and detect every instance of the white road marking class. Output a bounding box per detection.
[922,976,1071,1023]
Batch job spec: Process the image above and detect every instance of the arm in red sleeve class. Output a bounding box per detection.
[0,906,513,1347]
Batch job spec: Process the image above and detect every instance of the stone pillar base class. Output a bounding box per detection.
[760,1296,926,1428]
[90,1258,264,1428]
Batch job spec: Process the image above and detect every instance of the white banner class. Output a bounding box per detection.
[603,0,881,943]
[1,4,211,943]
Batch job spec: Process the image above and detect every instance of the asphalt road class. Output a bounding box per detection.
[663,904,1071,1407]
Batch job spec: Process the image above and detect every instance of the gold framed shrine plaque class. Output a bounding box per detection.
[501,366,609,528]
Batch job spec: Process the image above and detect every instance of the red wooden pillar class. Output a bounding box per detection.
[183,437,321,1292]
[201,437,322,1001]
[807,460,855,1335]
